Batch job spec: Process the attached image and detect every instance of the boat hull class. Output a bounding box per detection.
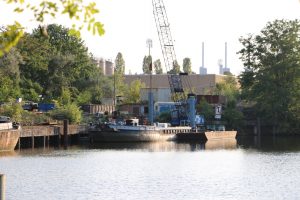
[175,131,237,142]
[204,131,237,140]
[89,129,175,142]
[0,129,20,151]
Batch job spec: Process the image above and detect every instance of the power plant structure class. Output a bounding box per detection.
[219,42,231,75]
[199,42,207,75]
[94,58,115,76]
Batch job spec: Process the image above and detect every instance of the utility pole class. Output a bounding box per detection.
[146,39,154,125]
[0,174,5,200]
[113,66,116,110]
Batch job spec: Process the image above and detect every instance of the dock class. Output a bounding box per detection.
[18,121,87,149]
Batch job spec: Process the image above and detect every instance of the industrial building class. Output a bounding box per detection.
[124,74,228,102]
[94,58,115,75]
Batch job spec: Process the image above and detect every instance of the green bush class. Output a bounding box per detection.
[21,111,51,126]
[50,103,82,124]
[0,103,23,122]
[156,112,171,123]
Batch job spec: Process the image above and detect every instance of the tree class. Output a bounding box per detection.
[223,100,244,130]
[18,24,98,102]
[182,57,192,74]
[114,52,126,98]
[154,59,163,74]
[115,52,125,75]
[238,19,300,133]
[168,60,181,74]
[142,55,152,74]
[214,74,243,128]
[0,47,23,101]
[197,98,214,122]
[124,79,145,104]
[17,32,54,100]
[215,75,239,102]
[1,0,105,57]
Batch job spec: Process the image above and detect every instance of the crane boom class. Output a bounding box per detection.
[152,0,193,126]
[152,0,184,95]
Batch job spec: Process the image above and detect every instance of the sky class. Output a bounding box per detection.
[2,0,300,75]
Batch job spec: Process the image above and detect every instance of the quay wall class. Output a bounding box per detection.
[20,125,87,137]
[0,130,20,151]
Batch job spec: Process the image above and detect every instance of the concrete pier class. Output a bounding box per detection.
[18,125,87,149]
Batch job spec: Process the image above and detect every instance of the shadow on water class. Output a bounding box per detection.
[237,135,300,152]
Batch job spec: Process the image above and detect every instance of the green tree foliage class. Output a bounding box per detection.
[1,0,105,56]
[17,33,54,100]
[0,47,23,101]
[1,24,109,106]
[0,103,23,122]
[215,75,239,102]
[50,103,82,124]
[142,55,152,74]
[238,19,300,133]
[214,74,243,128]
[156,112,171,123]
[168,60,181,74]
[223,100,244,130]
[114,52,126,97]
[182,57,192,74]
[124,79,145,104]
[197,98,214,122]
[115,52,125,75]
[0,23,24,57]
[17,24,98,102]
[154,59,163,74]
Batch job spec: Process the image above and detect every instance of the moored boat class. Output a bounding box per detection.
[204,130,237,140]
[89,118,191,142]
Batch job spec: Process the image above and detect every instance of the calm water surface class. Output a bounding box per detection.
[1,137,300,200]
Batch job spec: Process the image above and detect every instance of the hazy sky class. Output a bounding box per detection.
[2,0,300,75]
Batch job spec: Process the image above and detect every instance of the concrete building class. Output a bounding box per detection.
[105,60,114,75]
[124,74,227,102]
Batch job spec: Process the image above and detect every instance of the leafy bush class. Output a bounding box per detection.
[21,111,51,126]
[156,112,171,123]
[50,103,82,124]
[0,103,23,122]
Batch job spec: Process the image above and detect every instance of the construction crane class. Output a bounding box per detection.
[152,0,195,127]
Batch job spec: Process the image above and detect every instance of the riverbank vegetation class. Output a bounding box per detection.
[238,19,300,134]
[1,19,300,133]
[0,24,113,124]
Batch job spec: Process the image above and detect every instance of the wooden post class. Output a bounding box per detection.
[63,119,69,149]
[18,138,21,150]
[43,136,46,148]
[31,136,34,149]
[0,174,5,200]
[47,136,50,148]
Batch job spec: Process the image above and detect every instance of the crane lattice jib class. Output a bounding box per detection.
[152,0,184,96]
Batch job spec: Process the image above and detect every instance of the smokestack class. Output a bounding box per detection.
[202,42,204,68]
[225,42,227,68]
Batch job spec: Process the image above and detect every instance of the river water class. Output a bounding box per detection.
[1,137,300,200]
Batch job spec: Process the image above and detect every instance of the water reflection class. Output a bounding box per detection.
[0,150,17,157]
[3,136,300,158]
[237,136,300,152]
[205,139,237,150]
[89,139,237,152]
